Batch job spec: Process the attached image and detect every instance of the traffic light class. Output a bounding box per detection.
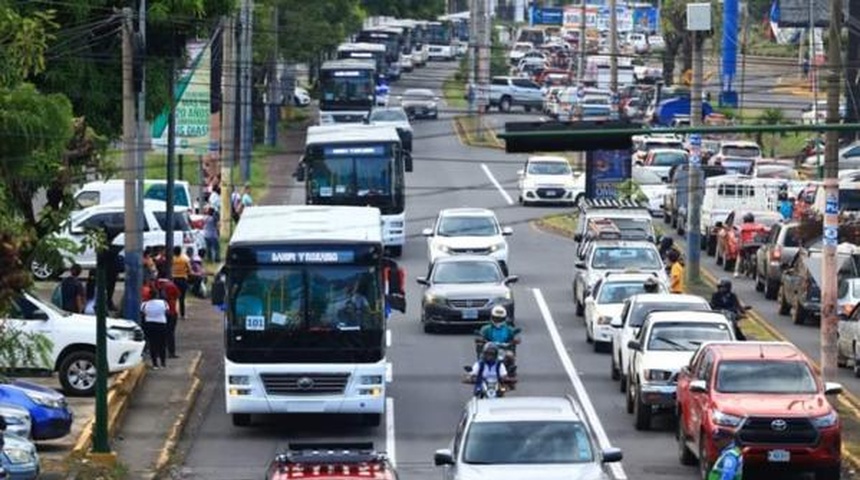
[500,120,637,153]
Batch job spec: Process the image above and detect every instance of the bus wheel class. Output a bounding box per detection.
[362,413,382,427]
[232,413,251,427]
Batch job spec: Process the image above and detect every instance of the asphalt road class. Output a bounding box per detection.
[174,61,819,480]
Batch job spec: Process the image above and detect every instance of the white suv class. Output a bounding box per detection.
[4,292,145,396]
[584,273,667,352]
[625,311,735,431]
[31,199,204,280]
[423,208,512,275]
[609,294,712,396]
[517,156,585,206]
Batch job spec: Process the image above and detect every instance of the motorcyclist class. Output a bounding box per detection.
[477,306,520,376]
[658,236,675,261]
[708,431,743,479]
[734,213,767,278]
[464,342,509,397]
[710,279,746,341]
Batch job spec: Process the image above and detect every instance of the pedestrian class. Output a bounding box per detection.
[207,184,221,216]
[203,206,220,262]
[143,247,157,282]
[188,246,206,298]
[140,287,169,370]
[171,245,191,319]
[83,272,96,315]
[667,250,685,294]
[155,275,181,359]
[779,195,794,220]
[60,264,86,313]
[230,188,242,223]
[240,183,254,213]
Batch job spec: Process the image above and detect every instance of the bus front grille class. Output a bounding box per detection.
[260,373,351,395]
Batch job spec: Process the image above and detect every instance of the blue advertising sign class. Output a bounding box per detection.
[586,149,632,200]
[531,7,564,25]
[632,6,658,32]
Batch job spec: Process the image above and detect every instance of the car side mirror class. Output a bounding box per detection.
[574,233,583,242]
[689,379,707,393]
[416,276,429,286]
[575,261,586,269]
[825,382,843,395]
[627,340,641,351]
[504,275,519,284]
[31,309,49,320]
[293,164,306,182]
[434,449,455,466]
[601,447,623,463]
[610,317,623,328]
[517,169,524,177]
[422,228,434,237]
[502,226,513,236]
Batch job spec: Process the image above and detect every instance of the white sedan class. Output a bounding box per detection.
[423,208,513,275]
[517,156,585,206]
[584,273,667,352]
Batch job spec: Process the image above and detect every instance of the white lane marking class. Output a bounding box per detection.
[386,397,397,466]
[532,288,628,480]
[386,361,393,383]
[481,163,514,205]
[386,328,392,348]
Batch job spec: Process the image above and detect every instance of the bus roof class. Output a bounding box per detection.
[338,42,387,53]
[231,206,383,244]
[306,124,401,146]
[321,59,376,71]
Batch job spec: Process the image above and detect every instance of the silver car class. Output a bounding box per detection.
[434,396,622,480]
[399,88,439,120]
[0,404,31,438]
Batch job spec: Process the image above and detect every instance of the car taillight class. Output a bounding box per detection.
[771,246,781,261]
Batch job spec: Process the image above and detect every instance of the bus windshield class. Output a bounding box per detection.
[307,144,397,210]
[320,69,374,111]
[226,264,383,363]
[427,23,452,44]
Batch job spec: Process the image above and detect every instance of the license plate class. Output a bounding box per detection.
[545,190,558,197]
[462,309,478,320]
[767,450,790,463]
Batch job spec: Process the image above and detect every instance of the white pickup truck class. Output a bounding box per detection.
[488,76,544,112]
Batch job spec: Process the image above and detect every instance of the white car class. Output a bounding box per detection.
[631,167,670,217]
[293,86,311,107]
[517,156,585,205]
[626,311,735,430]
[423,208,513,275]
[610,293,712,395]
[584,273,668,352]
[3,292,145,396]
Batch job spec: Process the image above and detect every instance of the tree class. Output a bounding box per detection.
[361,0,445,20]
[659,0,719,86]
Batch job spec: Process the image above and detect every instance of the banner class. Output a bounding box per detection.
[152,40,212,155]
[632,6,658,32]
[586,150,631,200]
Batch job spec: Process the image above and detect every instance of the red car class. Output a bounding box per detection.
[676,342,842,479]
[266,443,398,480]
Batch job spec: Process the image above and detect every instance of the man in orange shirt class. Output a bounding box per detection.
[667,250,685,294]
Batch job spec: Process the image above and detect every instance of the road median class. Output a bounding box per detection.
[452,115,504,150]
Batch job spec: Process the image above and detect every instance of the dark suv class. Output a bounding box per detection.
[778,246,860,325]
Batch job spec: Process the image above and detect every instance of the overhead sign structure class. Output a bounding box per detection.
[586,150,631,200]
[531,7,564,25]
[773,0,847,27]
[152,40,213,155]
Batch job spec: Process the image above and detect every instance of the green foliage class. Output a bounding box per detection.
[361,0,445,20]
[616,179,648,203]
[0,6,58,88]
[0,324,53,373]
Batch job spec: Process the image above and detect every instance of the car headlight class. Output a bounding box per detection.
[4,447,33,464]
[644,369,673,382]
[320,114,334,125]
[107,328,135,341]
[424,294,444,305]
[597,315,614,325]
[811,410,839,429]
[712,409,744,427]
[488,242,506,252]
[494,291,513,303]
[434,243,451,253]
[228,375,250,385]
[25,391,65,409]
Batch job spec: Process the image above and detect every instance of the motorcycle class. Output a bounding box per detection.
[462,365,508,399]
[474,329,521,378]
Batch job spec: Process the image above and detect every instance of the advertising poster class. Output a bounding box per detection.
[586,149,632,200]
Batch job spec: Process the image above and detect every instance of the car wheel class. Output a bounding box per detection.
[677,412,696,465]
[423,319,436,334]
[611,350,621,380]
[764,279,779,300]
[698,434,711,480]
[59,350,97,397]
[777,286,791,315]
[575,296,584,317]
[30,259,57,281]
[634,386,652,430]
[361,413,382,427]
[619,373,627,393]
[500,96,512,112]
[792,302,807,325]
[625,380,634,413]
[499,261,509,277]
[232,413,251,427]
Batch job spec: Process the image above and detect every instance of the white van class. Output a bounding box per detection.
[700,175,783,240]
[74,179,196,211]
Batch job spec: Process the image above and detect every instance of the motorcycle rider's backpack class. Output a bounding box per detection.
[475,360,501,392]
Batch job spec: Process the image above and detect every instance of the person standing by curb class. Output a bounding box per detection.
[154,275,181,359]
[172,246,191,320]
[140,287,169,370]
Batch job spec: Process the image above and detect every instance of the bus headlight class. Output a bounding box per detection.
[360,375,383,385]
[359,387,383,397]
[228,375,250,385]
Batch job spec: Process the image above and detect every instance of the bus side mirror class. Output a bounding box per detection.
[293,162,306,182]
[405,152,413,172]
[211,270,227,306]
[387,293,406,314]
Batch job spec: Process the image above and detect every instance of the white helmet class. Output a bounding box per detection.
[491,305,507,321]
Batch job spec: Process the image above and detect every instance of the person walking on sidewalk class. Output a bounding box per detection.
[140,287,169,370]
[203,206,220,262]
[172,246,191,319]
[154,276,181,359]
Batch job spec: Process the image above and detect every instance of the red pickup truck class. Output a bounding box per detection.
[676,341,842,479]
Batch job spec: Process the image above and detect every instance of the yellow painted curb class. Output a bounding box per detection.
[153,375,202,475]
[452,116,505,150]
[771,86,817,99]
[71,363,149,457]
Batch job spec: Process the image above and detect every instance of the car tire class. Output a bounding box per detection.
[764,279,779,300]
[30,259,58,281]
[676,412,696,465]
[499,261,509,277]
[232,413,251,427]
[619,373,627,393]
[611,350,621,380]
[625,381,634,413]
[575,296,584,317]
[777,286,791,315]
[633,386,651,430]
[361,413,382,427]
[792,302,807,325]
[59,350,97,397]
[423,320,436,334]
[594,341,608,353]
[816,465,841,480]
[499,96,512,112]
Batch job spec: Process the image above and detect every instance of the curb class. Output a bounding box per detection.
[152,351,204,478]
[70,364,148,457]
[452,116,505,150]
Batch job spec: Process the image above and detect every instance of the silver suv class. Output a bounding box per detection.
[433,396,622,480]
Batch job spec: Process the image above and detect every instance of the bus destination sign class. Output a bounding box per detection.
[258,250,356,264]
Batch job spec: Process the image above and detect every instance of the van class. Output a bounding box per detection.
[74,179,196,211]
[700,175,782,241]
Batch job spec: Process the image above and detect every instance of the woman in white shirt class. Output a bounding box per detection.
[140,287,169,369]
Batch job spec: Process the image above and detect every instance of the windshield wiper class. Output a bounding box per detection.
[652,336,688,351]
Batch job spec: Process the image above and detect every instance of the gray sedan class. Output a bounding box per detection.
[417,256,517,333]
[399,88,439,120]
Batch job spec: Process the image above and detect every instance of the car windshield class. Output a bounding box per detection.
[463,421,594,464]
[437,215,498,237]
[590,247,662,270]
[628,302,710,327]
[651,151,687,167]
[758,166,799,179]
[154,210,192,231]
[633,168,664,185]
[404,90,433,100]
[12,294,71,318]
[722,146,760,157]
[528,161,570,175]
[370,109,408,122]
[646,322,732,351]
[645,141,684,151]
[716,360,818,394]
[598,281,650,304]
[432,261,502,284]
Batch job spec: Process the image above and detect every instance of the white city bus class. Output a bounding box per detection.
[214,205,405,427]
[298,124,409,256]
[319,59,376,124]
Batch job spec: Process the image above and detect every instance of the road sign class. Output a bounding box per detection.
[825,193,839,215]
[576,87,585,100]
[824,225,839,246]
[689,134,702,147]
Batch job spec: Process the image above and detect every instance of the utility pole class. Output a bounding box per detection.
[685,3,710,285]
[577,0,586,84]
[738,1,748,118]
[265,4,279,147]
[810,0,823,178]
[477,0,490,140]
[220,15,236,240]
[847,0,860,141]
[239,0,253,183]
[135,0,146,277]
[122,7,141,323]
[165,25,177,276]
[468,0,477,116]
[821,0,843,386]
[609,0,618,95]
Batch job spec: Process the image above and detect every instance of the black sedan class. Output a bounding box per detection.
[399,88,439,120]
[417,255,517,333]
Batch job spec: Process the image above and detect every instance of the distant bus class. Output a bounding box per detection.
[318,59,376,125]
[355,29,403,79]
[425,21,455,60]
[337,43,388,79]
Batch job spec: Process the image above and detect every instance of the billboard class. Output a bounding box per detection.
[531,7,564,25]
[564,5,634,32]
[586,150,631,200]
[773,0,847,27]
